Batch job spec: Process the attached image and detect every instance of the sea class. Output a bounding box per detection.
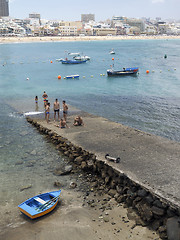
[0,39,180,234]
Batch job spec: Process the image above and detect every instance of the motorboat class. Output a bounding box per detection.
[107,67,139,76]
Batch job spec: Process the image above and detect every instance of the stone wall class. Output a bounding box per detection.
[27,118,180,240]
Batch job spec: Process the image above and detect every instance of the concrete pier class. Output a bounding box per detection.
[27,109,180,239]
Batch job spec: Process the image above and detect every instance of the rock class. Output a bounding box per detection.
[167,217,180,240]
[151,206,165,216]
[108,189,117,197]
[30,150,37,155]
[15,161,24,165]
[20,131,28,136]
[54,181,61,187]
[70,182,77,189]
[54,165,72,176]
[20,185,32,191]
[81,161,87,170]
[74,156,84,165]
[138,189,148,197]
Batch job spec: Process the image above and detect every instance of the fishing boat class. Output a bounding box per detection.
[18,190,61,219]
[107,67,139,76]
[61,59,87,64]
[66,74,79,79]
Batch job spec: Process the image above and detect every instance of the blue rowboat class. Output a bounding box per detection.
[18,190,61,219]
[107,67,139,76]
[66,74,79,79]
[61,59,87,64]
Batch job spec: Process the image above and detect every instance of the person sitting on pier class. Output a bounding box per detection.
[73,116,84,126]
[56,118,69,129]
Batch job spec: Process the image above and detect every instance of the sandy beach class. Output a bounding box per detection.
[0,35,180,44]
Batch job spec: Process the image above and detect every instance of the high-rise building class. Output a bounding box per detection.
[0,0,9,17]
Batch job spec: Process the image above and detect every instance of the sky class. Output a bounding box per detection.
[9,0,180,21]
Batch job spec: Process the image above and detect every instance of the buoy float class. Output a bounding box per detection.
[174,68,176,70]
[146,70,149,74]
[91,75,93,78]
[83,76,85,78]
[58,75,61,79]
[112,58,114,61]
[100,74,102,76]
[50,61,53,63]
[103,74,105,76]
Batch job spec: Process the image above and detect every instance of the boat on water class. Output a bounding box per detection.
[107,67,139,76]
[66,74,79,79]
[61,59,87,64]
[109,49,115,54]
[18,190,61,219]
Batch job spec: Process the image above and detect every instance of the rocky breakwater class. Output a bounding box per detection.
[26,117,180,240]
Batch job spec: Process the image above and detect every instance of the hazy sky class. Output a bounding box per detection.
[9,0,180,21]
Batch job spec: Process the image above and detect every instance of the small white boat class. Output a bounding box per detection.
[66,74,79,79]
[109,49,115,54]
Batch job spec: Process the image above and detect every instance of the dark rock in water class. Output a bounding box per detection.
[54,165,73,176]
[15,160,24,165]
[69,182,77,189]
[20,185,32,191]
[30,150,37,155]
[54,181,62,187]
[167,217,180,240]
[20,131,28,136]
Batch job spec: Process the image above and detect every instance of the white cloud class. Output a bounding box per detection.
[152,0,164,3]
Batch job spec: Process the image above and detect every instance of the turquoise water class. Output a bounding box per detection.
[0,39,180,141]
[0,39,180,233]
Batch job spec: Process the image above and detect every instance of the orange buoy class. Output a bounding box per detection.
[58,75,61,79]
[50,61,53,63]
[112,58,114,61]
[146,70,149,74]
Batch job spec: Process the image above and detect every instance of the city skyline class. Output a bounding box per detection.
[9,0,180,21]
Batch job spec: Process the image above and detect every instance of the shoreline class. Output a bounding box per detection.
[0,35,180,44]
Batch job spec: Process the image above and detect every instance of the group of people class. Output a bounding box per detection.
[37,91,84,128]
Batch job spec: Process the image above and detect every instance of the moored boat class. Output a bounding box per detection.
[107,67,139,76]
[66,74,79,79]
[61,59,87,64]
[18,190,61,219]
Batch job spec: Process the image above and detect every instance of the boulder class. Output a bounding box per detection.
[167,217,180,240]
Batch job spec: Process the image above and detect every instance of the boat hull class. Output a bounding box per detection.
[107,67,139,76]
[61,60,87,64]
[66,75,79,79]
[18,190,61,219]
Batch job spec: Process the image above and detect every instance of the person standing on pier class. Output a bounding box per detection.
[42,91,48,107]
[53,99,60,121]
[45,102,50,123]
[62,100,68,121]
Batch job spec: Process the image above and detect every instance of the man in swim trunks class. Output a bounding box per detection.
[62,100,68,121]
[53,99,60,121]
[45,102,50,123]
[42,91,48,107]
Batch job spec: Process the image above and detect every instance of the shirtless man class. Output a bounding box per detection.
[53,99,60,121]
[62,100,68,121]
[45,102,50,123]
[42,91,48,107]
